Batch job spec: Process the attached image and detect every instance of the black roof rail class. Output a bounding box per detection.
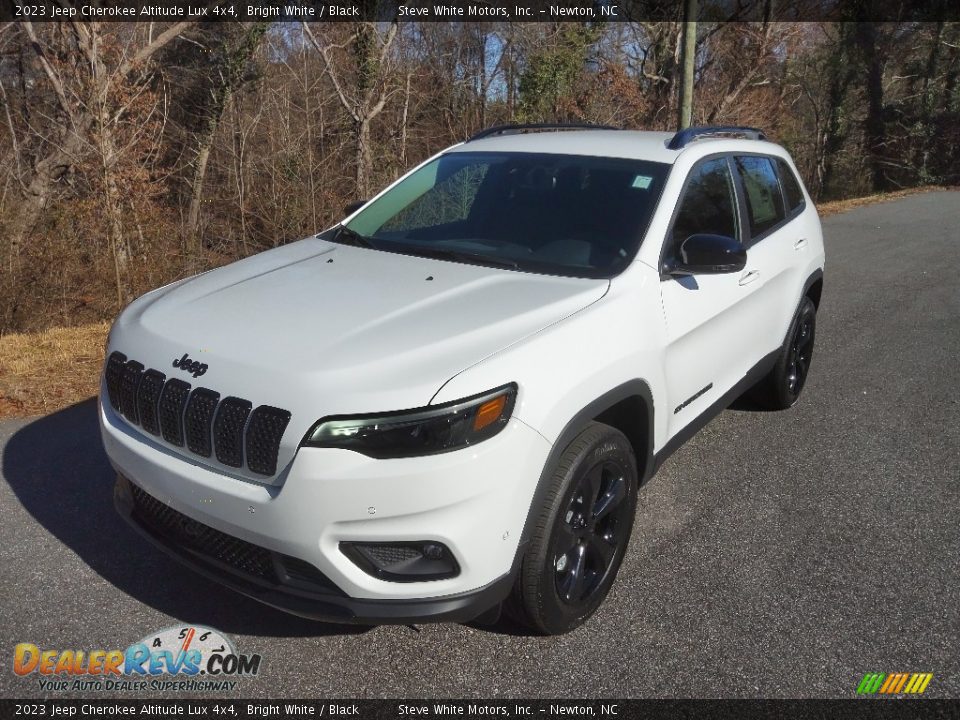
[668,126,767,150]
[467,123,619,142]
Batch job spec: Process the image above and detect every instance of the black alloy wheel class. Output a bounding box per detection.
[508,422,638,635]
[786,304,815,398]
[749,295,817,410]
[553,461,630,605]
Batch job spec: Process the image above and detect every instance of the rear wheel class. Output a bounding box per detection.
[508,422,638,635]
[751,296,817,410]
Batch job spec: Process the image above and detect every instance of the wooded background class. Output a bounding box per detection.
[0,17,957,334]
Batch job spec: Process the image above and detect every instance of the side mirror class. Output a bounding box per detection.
[344,199,367,216]
[670,234,746,275]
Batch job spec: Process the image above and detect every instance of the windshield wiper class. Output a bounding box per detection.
[334,224,377,249]
[400,246,521,271]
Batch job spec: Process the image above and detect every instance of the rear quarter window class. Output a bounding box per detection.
[774,158,806,213]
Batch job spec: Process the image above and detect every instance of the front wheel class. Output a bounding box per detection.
[507,422,638,635]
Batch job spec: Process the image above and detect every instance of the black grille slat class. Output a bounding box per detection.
[246,406,292,476]
[105,352,126,411]
[213,397,252,468]
[119,361,145,424]
[130,484,274,580]
[136,370,166,436]
[158,378,191,446]
[185,388,220,457]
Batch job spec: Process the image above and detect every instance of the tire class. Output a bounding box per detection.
[750,296,817,410]
[507,422,638,635]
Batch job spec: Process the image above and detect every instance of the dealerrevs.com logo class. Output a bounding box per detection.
[12,625,261,693]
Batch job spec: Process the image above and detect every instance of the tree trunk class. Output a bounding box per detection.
[7,123,90,261]
[187,136,215,246]
[184,23,268,247]
[400,72,411,167]
[678,0,697,130]
[918,21,944,182]
[355,117,371,198]
[820,23,858,198]
[855,22,889,192]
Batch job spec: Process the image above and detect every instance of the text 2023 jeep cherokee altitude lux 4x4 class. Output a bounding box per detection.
[101,124,824,634]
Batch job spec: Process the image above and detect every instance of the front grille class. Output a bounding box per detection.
[185,388,220,457]
[246,406,292,476]
[137,370,166,436]
[119,361,144,423]
[105,353,291,476]
[214,397,252,468]
[129,482,342,595]
[158,379,191,447]
[130,483,273,580]
[105,352,126,411]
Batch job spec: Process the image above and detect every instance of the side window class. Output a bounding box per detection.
[774,158,805,213]
[735,156,786,238]
[670,158,738,254]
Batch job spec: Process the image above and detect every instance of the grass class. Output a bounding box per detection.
[0,186,955,420]
[0,322,109,418]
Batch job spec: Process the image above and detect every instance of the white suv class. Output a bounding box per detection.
[100,125,824,634]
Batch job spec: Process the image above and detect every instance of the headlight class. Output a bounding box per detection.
[302,384,517,459]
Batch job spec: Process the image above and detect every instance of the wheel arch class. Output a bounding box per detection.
[516,380,655,554]
[803,268,824,310]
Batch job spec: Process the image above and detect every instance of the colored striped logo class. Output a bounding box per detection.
[857,673,933,695]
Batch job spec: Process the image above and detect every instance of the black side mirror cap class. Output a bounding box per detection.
[344,199,368,216]
[669,234,747,275]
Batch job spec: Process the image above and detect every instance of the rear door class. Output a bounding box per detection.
[731,155,806,355]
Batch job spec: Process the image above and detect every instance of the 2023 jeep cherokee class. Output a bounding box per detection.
[101,124,824,634]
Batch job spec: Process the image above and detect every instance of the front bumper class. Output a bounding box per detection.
[115,474,513,623]
[100,395,551,621]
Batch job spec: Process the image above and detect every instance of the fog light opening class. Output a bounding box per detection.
[340,541,459,582]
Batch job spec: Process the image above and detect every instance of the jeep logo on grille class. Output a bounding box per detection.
[172,352,208,378]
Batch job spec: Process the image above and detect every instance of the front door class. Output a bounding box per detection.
[659,156,763,439]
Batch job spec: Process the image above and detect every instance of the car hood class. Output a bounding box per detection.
[112,236,608,429]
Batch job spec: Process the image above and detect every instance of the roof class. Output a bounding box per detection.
[449,130,679,164]
[447,129,783,165]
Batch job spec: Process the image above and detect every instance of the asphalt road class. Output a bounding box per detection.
[1,192,958,700]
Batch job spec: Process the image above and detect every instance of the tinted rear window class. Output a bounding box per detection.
[775,158,805,213]
[735,156,786,237]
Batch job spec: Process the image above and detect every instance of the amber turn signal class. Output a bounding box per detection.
[474,394,507,431]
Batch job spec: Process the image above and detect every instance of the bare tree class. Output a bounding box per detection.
[10,19,194,307]
[177,23,269,247]
[302,16,399,198]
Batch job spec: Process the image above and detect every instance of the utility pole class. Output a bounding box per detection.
[678,0,697,130]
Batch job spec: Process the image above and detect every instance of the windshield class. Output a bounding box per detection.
[341,152,670,278]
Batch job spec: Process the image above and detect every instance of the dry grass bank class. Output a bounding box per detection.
[0,322,109,418]
[816,185,953,216]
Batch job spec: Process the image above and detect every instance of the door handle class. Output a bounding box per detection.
[738,269,760,286]
[794,237,808,250]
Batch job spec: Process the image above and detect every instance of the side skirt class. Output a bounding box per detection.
[652,348,779,473]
